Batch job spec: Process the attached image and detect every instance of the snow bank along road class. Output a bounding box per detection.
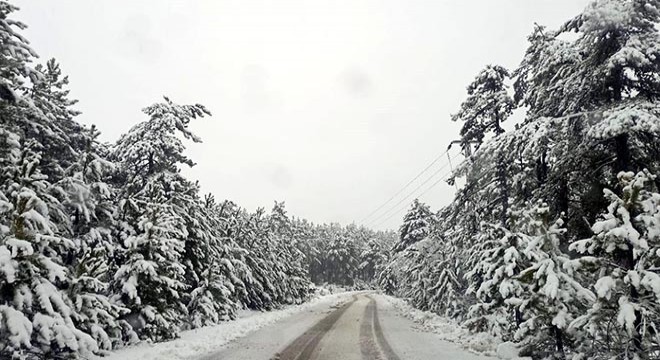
[201,292,494,360]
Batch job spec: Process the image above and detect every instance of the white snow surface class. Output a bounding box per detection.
[96,290,354,360]
[372,294,496,360]
[99,290,522,360]
[496,342,529,360]
[212,291,498,360]
[377,294,502,357]
[377,294,532,359]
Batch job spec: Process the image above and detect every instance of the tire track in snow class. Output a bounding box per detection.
[272,295,358,360]
[360,295,401,360]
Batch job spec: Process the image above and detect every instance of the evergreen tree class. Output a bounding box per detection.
[513,204,595,358]
[377,261,398,296]
[326,233,359,286]
[0,136,97,358]
[464,223,527,337]
[184,195,243,328]
[57,109,137,350]
[230,207,277,310]
[358,240,386,283]
[569,170,660,359]
[0,5,102,356]
[393,199,433,253]
[110,97,210,341]
[517,0,660,119]
[266,202,310,304]
[451,65,514,153]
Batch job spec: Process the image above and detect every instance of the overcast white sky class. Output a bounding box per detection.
[14,0,590,230]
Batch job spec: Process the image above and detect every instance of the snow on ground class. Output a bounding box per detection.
[209,292,497,360]
[95,290,354,360]
[376,294,505,358]
[372,294,496,360]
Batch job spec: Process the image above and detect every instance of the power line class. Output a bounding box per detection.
[372,159,465,229]
[358,148,451,224]
[366,110,605,230]
[365,156,455,227]
[371,171,453,229]
[366,152,461,227]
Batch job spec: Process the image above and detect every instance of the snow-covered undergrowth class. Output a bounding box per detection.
[313,284,348,296]
[379,294,502,357]
[96,290,354,360]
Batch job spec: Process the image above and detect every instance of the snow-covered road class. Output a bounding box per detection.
[201,292,495,360]
[99,291,498,360]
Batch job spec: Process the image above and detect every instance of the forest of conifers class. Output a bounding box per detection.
[2,0,660,359]
[0,2,395,358]
[381,1,660,359]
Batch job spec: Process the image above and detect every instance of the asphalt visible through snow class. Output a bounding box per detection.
[201,292,494,360]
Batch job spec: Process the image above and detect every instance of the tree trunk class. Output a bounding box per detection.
[621,246,645,357]
[614,133,645,356]
[498,152,509,229]
[614,134,631,175]
[552,324,565,358]
[514,308,522,328]
[557,178,569,215]
[536,151,548,186]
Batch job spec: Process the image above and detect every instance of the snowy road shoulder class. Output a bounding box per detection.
[95,291,356,360]
[372,294,497,360]
[373,294,502,358]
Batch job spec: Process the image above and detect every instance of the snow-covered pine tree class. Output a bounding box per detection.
[516,0,660,185]
[45,72,137,350]
[358,239,386,283]
[464,222,527,338]
[427,257,464,318]
[513,204,595,358]
[451,65,514,154]
[184,194,243,328]
[517,0,660,120]
[0,2,37,103]
[569,170,660,359]
[377,261,398,295]
[310,223,337,284]
[0,136,98,358]
[229,206,299,310]
[266,202,310,304]
[428,129,532,320]
[393,199,433,253]
[110,97,210,341]
[250,207,285,307]
[417,197,479,319]
[234,208,273,310]
[511,4,660,355]
[292,218,322,283]
[326,232,359,286]
[0,5,108,357]
[424,218,468,318]
[408,62,519,321]
[28,58,86,182]
[401,243,436,310]
[268,201,292,238]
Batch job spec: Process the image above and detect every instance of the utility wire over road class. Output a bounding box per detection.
[361,147,463,229]
[371,157,464,229]
[358,148,451,225]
